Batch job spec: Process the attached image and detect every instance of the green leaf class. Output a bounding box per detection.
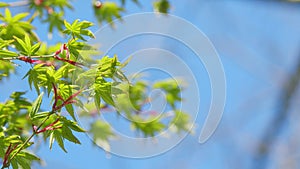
[120,56,132,69]
[94,92,101,111]
[19,151,40,161]
[114,81,147,113]
[53,130,67,153]
[49,132,54,150]
[63,20,94,40]
[24,34,31,51]
[5,8,12,20]
[0,2,9,8]
[0,50,18,58]
[131,116,166,137]
[120,0,139,5]
[171,110,191,133]
[14,35,32,55]
[14,36,27,51]
[64,20,72,31]
[68,122,86,132]
[80,29,95,39]
[61,117,85,132]
[153,79,182,108]
[10,151,40,169]
[79,21,94,29]
[93,2,124,25]
[29,92,44,119]
[71,19,79,28]
[62,126,81,144]
[0,38,14,48]
[13,157,30,169]
[102,93,114,106]
[44,12,64,32]
[49,118,85,152]
[5,135,22,144]
[90,120,114,152]
[30,42,41,55]
[13,13,29,22]
[65,104,76,120]
[31,111,50,121]
[153,0,170,13]
[97,55,121,78]
[11,160,18,169]
[57,84,78,118]
[53,64,73,80]
[24,64,56,95]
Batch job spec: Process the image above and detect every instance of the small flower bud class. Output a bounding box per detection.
[94,1,102,9]
[34,0,43,6]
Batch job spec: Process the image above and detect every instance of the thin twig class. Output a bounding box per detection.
[4,111,55,167]
[0,54,55,61]
[7,1,29,7]
[253,56,300,169]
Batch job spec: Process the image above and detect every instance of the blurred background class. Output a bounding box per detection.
[1,0,300,169]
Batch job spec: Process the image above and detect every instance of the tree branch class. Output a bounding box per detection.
[7,1,29,7]
[0,54,55,61]
[2,111,56,168]
[253,56,300,169]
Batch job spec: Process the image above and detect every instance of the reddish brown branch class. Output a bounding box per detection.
[33,118,61,134]
[51,83,82,111]
[53,44,83,67]
[2,143,19,168]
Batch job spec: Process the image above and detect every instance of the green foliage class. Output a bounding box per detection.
[44,12,64,33]
[14,34,41,56]
[93,2,124,25]
[0,8,35,40]
[67,39,99,62]
[153,0,170,13]
[128,81,147,111]
[0,92,32,137]
[0,2,8,8]
[93,77,115,107]
[0,1,193,169]
[29,0,72,16]
[24,64,56,94]
[63,20,95,40]
[48,117,85,152]
[131,116,166,137]
[90,120,114,152]
[153,79,182,108]
[99,56,120,76]
[10,151,40,169]
[29,93,44,119]
[29,0,73,33]
[76,55,124,109]
[113,81,148,115]
[0,61,14,80]
[171,111,191,133]
[0,50,18,58]
[120,0,139,6]
[0,92,42,168]
[0,39,14,49]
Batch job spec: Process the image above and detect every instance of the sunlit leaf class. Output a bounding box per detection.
[29,92,44,119]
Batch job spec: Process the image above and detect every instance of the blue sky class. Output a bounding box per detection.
[1,0,300,169]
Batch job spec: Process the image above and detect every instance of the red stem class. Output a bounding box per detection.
[64,90,82,104]
[52,83,58,110]
[13,44,82,67]
[52,82,82,111]
[34,118,61,134]
[2,144,12,166]
[2,143,18,167]
[53,44,83,67]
